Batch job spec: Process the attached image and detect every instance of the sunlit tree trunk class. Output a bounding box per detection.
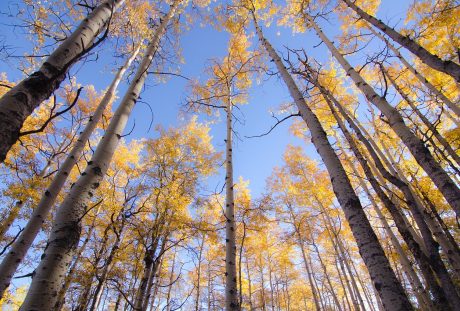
[383,68,460,168]
[224,91,239,310]
[18,3,180,309]
[251,12,412,311]
[341,0,460,82]
[286,205,320,310]
[310,231,342,310]
[319,87,450,307]
[0,45,139,299]
[347,159,433,310]
[54,204,101,311]
[0,0,125,163]
[195,234,205,311]
[367,27,460,119]
[305,14,460,219]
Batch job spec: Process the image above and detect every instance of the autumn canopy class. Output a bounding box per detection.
[0,0,459,310]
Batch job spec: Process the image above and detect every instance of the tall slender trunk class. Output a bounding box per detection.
[246,256,254,311]
[166,249,177,311]
[367,27,460,118]
[225,94,239,310]
[341,0,460,82]
[318,85,451,307]
[251,11,412,311]
[0,45,140,299]
[18,4,180,309]
[134,240,159,311]
[347,158,433,310]
[142,237,167,310]
[310,233,342,311]
[54,205,101,311]
[305,13,460,218]
[384,68,460,168]
[195,235,205,311]
[89,217,127,311]
[0,0,125,162]
[286,205,320,311]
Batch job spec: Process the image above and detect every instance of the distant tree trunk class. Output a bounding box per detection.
[251,11,412,311]
[286,205,320,311]
[142,237,168,310]
[0,45,139,300]
[134,240,159,311]
[305,13,460,219]
[246,256,254,311]
[89,215,127,311]
[195,234,205,311]
[224,91,239,311]
[341,0,460,82]
[165,248,177,311]
[18,3,180,309]
[0,0,125,163]
[310,232,342,311]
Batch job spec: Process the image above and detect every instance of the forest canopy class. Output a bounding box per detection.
[0,0,459,310]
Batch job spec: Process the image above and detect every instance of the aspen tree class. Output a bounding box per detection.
[18,2,181,309]
[0,0,125,163]
[368,27,460,118]
[0,45,140,299]
[341,0,460,82]
[302,12,460,218]
[248,7,412,310]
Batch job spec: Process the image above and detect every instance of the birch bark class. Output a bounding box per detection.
[225,95,239,311]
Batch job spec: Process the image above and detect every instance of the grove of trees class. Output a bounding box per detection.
[0,0,459,310]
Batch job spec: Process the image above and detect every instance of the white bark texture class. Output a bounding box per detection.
[306,15,460,218]
[342,0,460,82]
[251,12,413,311]
[369,27,460,118]
[225,98,239,311]
[0,0,125,163]
[18,2,179,309]
[0,45,139,299]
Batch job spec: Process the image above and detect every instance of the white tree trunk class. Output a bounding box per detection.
[253,15,412,311]
[306,15,460,217]
[251,12,413,311]
[0,0,125,163]
[342,0,460,82]
[368,27,460,119]
[384,68,460,167]
[18,3,180,309]
[0,45,139,299]
[225,96,239,311]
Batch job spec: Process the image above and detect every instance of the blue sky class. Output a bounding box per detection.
[0,0,412,198]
